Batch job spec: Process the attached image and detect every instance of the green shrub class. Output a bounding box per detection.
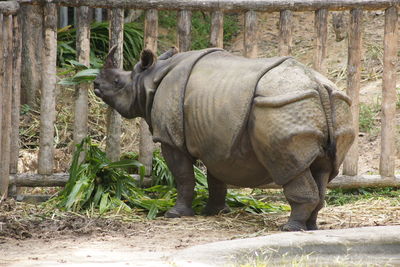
[359,102,380,133]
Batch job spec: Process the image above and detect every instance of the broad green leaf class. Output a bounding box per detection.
[99,192,110,214]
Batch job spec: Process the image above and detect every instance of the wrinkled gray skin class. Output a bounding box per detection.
[94,47,355,231]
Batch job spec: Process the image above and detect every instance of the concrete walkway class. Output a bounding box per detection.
[4,226,399,266]
[172,225,400,266]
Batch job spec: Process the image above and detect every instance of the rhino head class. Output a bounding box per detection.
[93,46,178,119]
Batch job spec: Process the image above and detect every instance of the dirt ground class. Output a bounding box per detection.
[1,195,399,266]
[2,10,400,266]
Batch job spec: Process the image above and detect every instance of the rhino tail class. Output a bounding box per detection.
[315,84,338,181]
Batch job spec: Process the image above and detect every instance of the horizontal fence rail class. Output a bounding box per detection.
[9,173,400,190]
[19,0,400,11]
[0,0,399,198]
[0,2,19,15]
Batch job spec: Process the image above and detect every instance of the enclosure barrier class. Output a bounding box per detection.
[0,1,21,197]
[1,0,399,198]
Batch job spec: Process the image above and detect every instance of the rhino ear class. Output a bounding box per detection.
[104,45,118,69]
[140,49,156,70]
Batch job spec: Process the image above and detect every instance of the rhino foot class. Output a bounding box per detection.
[164,206,195,218]
[306,221,318,230]
[203,204,231,216]
[281,221,307,232]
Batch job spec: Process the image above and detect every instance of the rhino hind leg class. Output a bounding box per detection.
[161,144,195,218]
[306,157,332,230]
[203,171,230,216]
[282,169,320,231]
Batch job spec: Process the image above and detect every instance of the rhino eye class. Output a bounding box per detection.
[113,78,119,84]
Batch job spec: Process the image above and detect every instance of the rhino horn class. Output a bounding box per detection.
[104,45,118,69]
[140,49,157,70]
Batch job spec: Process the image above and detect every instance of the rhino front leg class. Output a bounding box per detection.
[161,144,195,218]
[282,169,319,231]
[203,171,230,215]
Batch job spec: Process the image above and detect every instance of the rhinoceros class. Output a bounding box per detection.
[94,46,355,231]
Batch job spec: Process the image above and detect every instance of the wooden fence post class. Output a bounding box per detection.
[10,14,22,175]
[210,11,224,48]
[177,10,192,52]
[140,9,158,176]
[38,3,57,175]
[244,10,257,58]
[313,8,328,74]
[279,10,292,56]
[343,8,362,176]
[20,4,43,107]
[59,6,68,28]
[95,8,103,22]
[106,8,124,161]
[0,15,13,197]
[73,6,90,150]
[380,6,398,178]
[0,15,3,194]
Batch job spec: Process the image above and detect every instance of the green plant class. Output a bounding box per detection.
[326,187,400,206]
[57,22,143,70]
[57,59,101,86]
[52,141,285,219]
[53,137,146,214]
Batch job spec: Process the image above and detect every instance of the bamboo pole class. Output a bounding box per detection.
[380,6,398,178]
[105,8,124,161]
[278,10,292,56]
[210,11,224,48]
[73,6,90,150]
[140,9,158,177]
[244,10,258,58]
[177,10,192,52]
[343,9,362,176]
[0,15,13,197]
[22,0,399,13]
[10,15,22,174]
[313,8,328,74]
[38,3,57,175]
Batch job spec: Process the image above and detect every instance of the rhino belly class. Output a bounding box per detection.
[202,144,273,187]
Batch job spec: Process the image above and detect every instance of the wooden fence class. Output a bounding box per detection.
[1,0,399,198]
